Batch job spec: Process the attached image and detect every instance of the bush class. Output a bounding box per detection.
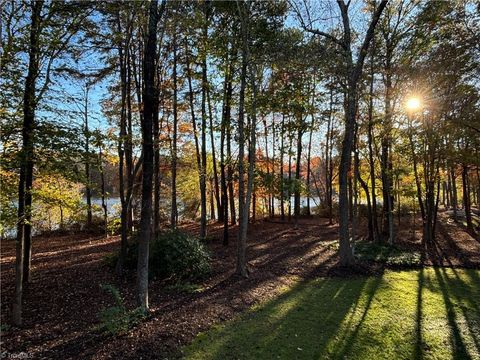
[354,241,421,266]
[164,282,204,294]
[107,229,211,282]
[97,284,147,335]
[313,203,339,218]
[107,217,122,236]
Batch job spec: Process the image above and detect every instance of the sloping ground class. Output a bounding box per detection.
[1,215,479,359]
[1,218,339,359]
[433,213,480,267]
[184,269,480,360]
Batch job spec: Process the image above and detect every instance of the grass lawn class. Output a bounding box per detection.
[183,268,480,359]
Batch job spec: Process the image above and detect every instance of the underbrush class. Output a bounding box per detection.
[164,282,204,294]
[96,284,147,336]
[105,229,211,282]
[354,241,421,266]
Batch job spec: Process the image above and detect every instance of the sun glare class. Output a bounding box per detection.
[406,97,422,111]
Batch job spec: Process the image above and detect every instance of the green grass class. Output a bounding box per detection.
[183,268,480,359]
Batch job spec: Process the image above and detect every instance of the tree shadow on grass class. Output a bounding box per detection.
[433,267,473,359]
[414,267,425,360]
[435,267,480,358]
[326,272,384,359]
[185,267,480,360]
[185,275,381,360]
[431,237,480,355]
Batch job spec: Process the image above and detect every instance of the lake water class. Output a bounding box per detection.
[2,196,325,239]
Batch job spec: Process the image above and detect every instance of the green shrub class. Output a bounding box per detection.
[106,229,211,282]
[0,323,11,333]
[103,252,118,268]
[97,284,147,336]
[354,241,421,266]
[164,282,204,294]
[107,217,122,236]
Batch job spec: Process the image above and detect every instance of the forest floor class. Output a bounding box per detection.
[1,212,479,359]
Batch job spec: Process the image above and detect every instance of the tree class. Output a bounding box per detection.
[295,0,388,266]
[12,0,92,325]
[136,0,165,310]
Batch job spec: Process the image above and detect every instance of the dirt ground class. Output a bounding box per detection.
[1,214,479,359]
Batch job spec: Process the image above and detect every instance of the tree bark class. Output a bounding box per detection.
[236,1,257,277]
[294,116,303,228]
[336,0,388,266]
[84,86,92,228]
[280,114,285,220]
[306,113,314,217]
[462,165,475,235]
[170,32,178,229]
[115,9,130,276]
[99,146,108,237]
[381,46,394,244]
[288,132,293,222]
[325,86,334,225]
[367,39,379,241]
[236,23,248,276]
[220,42,234,244]
[136,0,161,309]
[451,167,458,221]
[207,84,222,222]
[13,0,43,325]
[199,1,210,238]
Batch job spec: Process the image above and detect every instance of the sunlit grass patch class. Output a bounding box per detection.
[183,269,480,360]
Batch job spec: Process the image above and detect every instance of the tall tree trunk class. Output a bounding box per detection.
[137,0,161,309]
[262,116,271,217]
[207,84,222,221]
[336,0,387,266]
[153,81,160,236]
[367,41,379,241]
[446,174,451,209]
[271,114,276,217]
[170,33,178,229]
[209,177,215,220]
[325,87,334,225]
[294,118,303,228]
[13,0,43,325]
[306,113,314,217]
[280,114,285,220]
[220,84,229,244]
[84,86,92,228]
[126,34,135,234]
[476,168,480,208]
[451,167,458,221]
[236,27,248,276]
[220,42,234,244]
[352,128,360,252]
[462,165,475,235]
[227,109,236,225]
[236,1,257,277]
[338,78,356,266]
[199,2,210,239]
[357,152,374,241]
[99,146,108,237]
[115,10,130,275]
[381,51,394,243]
[185,40,203,227]
[288,132,293,222]
[348,173,354,221]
